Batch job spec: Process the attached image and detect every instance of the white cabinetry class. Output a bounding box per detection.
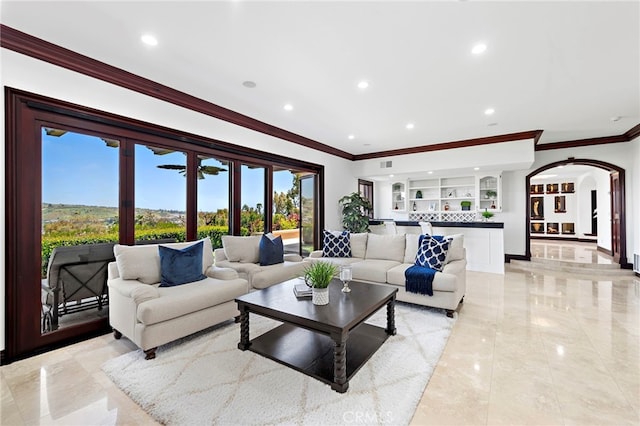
[406,173,502,222]
[391,181,406,212]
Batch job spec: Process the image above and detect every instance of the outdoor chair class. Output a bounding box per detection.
[41,242,115,332]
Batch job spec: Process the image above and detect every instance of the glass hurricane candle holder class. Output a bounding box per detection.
[340,265,352,293]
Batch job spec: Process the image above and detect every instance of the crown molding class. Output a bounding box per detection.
[0,24,353,160]
[535,134,629,151]
[353,130,543,161]
[625,123,640,141]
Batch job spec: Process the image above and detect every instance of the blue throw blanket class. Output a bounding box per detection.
[405,264,437,296]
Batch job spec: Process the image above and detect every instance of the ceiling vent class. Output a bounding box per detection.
[380,160,393,169]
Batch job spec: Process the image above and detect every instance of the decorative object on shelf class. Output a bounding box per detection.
[530,196,544,220]
[304,261,338,305]
[481,208,494,221]
[561,223,575,234]
[490,201,496,209]
[429,203,436,211]
[485,190,497,199]
[339,192,372,233]
[460,200,472,211]
[416,190,423,199]
[339,265,352,293]
[546,183,559,194]
[394,203,398,210]
[443,201,450,211]
[546,222,559,234]
[447,190,456,198]
[530,184,544,194]
[412,201,417,211]
[554,196,566,213]
[531,222,544,233]
[561,182,575,193]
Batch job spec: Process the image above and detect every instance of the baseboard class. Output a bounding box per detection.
[635,272,640,278]
[505,254,529,263]
[621,262,633,270]
[0,350,5,366]
[531,236,597,243]
[597,246,613,256]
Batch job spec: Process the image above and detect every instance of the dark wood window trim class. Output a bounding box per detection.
[358,179,375,219]
[4,87,324,362]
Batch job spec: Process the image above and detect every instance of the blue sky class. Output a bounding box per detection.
[42,130,294,211]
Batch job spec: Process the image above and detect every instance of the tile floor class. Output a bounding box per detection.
[2,243,638,425]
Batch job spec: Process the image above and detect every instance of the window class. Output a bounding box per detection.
[134,145,187,242]
[359,179,374,218]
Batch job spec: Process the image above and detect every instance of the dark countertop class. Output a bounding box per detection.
[370,220,504,229]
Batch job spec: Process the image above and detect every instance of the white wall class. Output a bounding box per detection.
[0,48,354,351]
[352,139,535,179]
[576,175,596,237]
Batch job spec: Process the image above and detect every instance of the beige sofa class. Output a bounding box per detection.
[305,232,466,317]
[214,235,306,290]
[107,237,249,359]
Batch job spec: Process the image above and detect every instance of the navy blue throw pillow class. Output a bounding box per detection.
[415,235,450,272]
[158,241,206,287]
[259,233,284,266]
[322,230,351,257]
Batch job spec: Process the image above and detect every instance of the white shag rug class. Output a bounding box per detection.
[102,303,455,425]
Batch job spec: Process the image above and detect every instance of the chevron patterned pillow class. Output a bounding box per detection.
[322,230,352,257]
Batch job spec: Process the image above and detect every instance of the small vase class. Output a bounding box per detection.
[312,287,329,305]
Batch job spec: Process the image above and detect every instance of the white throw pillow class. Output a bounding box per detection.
[444,233,464,263]
[419,221,433,236]
[365,233,405,263]
[221,235,262,263]
[350,233,368,258]
[114,244,161,284]
[404,233,421,264]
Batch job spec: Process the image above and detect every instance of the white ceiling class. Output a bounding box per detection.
[1,1,639,156]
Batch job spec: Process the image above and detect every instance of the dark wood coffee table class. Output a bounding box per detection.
[235,278,397,393]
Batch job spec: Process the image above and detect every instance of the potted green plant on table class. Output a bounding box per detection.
[481,208,494,221]
[460,200,472,211]
[304,261,338,305]
[338,192,373,233]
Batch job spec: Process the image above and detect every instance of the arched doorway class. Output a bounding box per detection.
[525,158,627,266]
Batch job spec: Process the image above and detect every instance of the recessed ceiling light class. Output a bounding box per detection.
[484,108,495,115]
[141,34,158,46]
[474,167,480,171]
[428,171,433,174]
[348,134,355,140]
[242,81,256,88]
[357,81,369,89]
[472,43,487,55]
[389,174,394,178]
[406,123,415,130]
[283,104,293,111]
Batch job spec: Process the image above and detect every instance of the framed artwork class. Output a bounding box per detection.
[554,196,566,213]
[530,222,544,233]
[530,184,544,194]
[561,223,575,234]
[530,196,544,220]
[561,182,575,193]
[546,222,559,234]
[546,183,559,194]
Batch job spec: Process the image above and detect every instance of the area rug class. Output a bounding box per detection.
[102,303,455,425]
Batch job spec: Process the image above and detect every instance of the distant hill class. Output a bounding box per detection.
[42,203,186,223]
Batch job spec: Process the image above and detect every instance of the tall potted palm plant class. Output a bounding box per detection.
[338,192,372,233]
